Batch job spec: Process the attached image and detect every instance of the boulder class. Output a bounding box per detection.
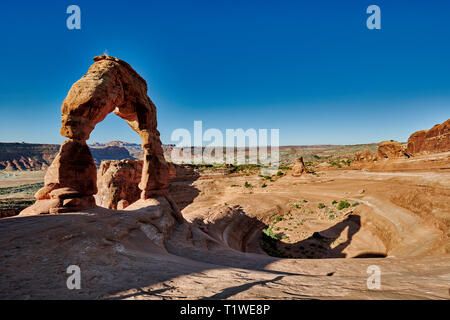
[355,150,376,162]
[95,159,143,210]
[377,141,409,160]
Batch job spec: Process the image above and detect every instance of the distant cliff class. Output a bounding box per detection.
[90,146,134,166]
[0,142,136,170]
[0,143,59,170]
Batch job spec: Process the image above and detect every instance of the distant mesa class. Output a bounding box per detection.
[406,119,450,155]
[0,142,150,170]
[0,143,59,171]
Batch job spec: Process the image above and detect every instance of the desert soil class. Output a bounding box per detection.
[0,155,449,299]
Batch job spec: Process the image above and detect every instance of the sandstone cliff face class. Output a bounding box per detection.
[0,142,140,170]
[406,119,450,155]
[0,143,59,170]
[377,141,409,160]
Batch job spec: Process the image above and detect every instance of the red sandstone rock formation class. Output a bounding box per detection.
[406,119,450,155]
[291,156,308,177]
[377,141,409,160]
[21,56,171,215]
[96,159,178,210]
[355,150,376,162]
[95,159,143,210]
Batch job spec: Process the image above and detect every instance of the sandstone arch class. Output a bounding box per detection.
[22,56,170,215]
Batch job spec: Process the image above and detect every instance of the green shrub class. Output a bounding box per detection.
[261,183,267,188]
[332,200,337,205]
[352,202,360,207]
[274,215,282,222]
[262,227,278,240]
[318,203,326,209]
[244,181,252,188]
[337,200,351,210]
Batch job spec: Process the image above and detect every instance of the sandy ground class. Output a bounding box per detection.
[0,157,449,299]
[0,171,45,188]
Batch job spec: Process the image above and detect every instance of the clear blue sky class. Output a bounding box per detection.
[0,0,449,145]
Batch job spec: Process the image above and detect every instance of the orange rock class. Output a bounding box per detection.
[406,119,450,155]
[95,159,143,210]
[291,156,308,177]
[21,56,171,215]
[377,141,408,160]
[355,150,376,162]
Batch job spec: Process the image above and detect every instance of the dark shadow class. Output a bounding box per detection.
[201,276,284,300]
[108,284,176,300]
[260,214,376,259]
[353,252,387,258]
[168,164,201,211]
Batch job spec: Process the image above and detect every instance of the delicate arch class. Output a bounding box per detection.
[23,56,170,214]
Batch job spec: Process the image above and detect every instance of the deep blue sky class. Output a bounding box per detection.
[0,0,449,145]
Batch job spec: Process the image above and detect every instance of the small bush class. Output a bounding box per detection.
[244,181,252,188]
[318,203,326,209]
[262,227,278,240]
[274,215,282,222]
[261,183,267,188]
[337,200,351,210]
[352,202,360,207]
[332,200,337,205]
